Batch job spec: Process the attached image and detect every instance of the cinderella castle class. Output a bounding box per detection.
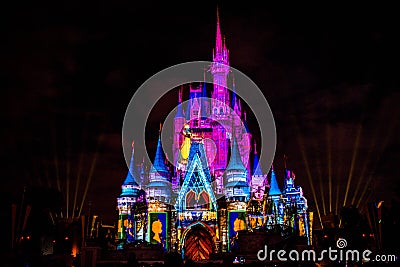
[116,10,312,261]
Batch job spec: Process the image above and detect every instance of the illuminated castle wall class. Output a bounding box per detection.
[117,9,312,260]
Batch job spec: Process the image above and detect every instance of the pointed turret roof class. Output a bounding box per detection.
[150,133,169,175]
[215,7,223,55]
[123,141,140,185]
[252,141,263,176]
[269,165,281,196]
[175,87,184,118]
[226,134,247,172]
[120,141,141,197]
[213,7,229,65]
[243,111,250,133]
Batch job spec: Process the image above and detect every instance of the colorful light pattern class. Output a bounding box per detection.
[116,8,313,258]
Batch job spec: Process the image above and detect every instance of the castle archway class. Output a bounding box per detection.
[181,222,215,261]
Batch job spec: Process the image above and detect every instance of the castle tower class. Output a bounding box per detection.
[117,141,145,244]
[147,132,172,203]
[209,8,231,189]
[210,8,230,113]
[281,158,311,244]
[187,84,202,127]
[225,135,250,202]
[264,164,284,228]
[173,87,186,188]
[146,132,172,249]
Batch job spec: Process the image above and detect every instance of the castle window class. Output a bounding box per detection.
[186,190,196,209]
[220,107,223,114]
[199,191,210,209]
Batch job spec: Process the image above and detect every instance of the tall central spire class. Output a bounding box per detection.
[215,7,223,55]
[211,6,230,114]
[212,6,229,65]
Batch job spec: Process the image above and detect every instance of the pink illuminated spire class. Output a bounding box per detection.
[212,6,229,65]
[211,6,230,111]
[216,7,223,55]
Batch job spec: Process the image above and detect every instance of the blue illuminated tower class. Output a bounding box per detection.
[146,132,172,249]
[225,135,250,202]
[146,133,172,204]
[117,142,145,245]
[281,162,311,244]
[266,164,284,227]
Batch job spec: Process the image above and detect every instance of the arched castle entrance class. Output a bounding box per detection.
[181,222,215,261]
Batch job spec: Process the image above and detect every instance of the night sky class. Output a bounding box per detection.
[1,1,399,227]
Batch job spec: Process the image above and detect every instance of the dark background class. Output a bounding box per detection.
[1,1,399,235]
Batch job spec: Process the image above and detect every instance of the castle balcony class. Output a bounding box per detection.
[178,210,217,224]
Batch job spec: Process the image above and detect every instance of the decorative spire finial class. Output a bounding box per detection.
[215,6,223,54]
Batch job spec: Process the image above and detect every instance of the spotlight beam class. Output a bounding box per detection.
[296,131,323,229]
[343,124,362,207]
[316,156,326,215]
[356,115,398,208]
[351,140,376,205]
[78,136,100,217]
[78,147,99,217]
[72,153,83,219]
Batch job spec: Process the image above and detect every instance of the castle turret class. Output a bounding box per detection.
[268,165,281,197]
[146,132,172,204]
[117,141,145,243]
[225,135,250,202]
